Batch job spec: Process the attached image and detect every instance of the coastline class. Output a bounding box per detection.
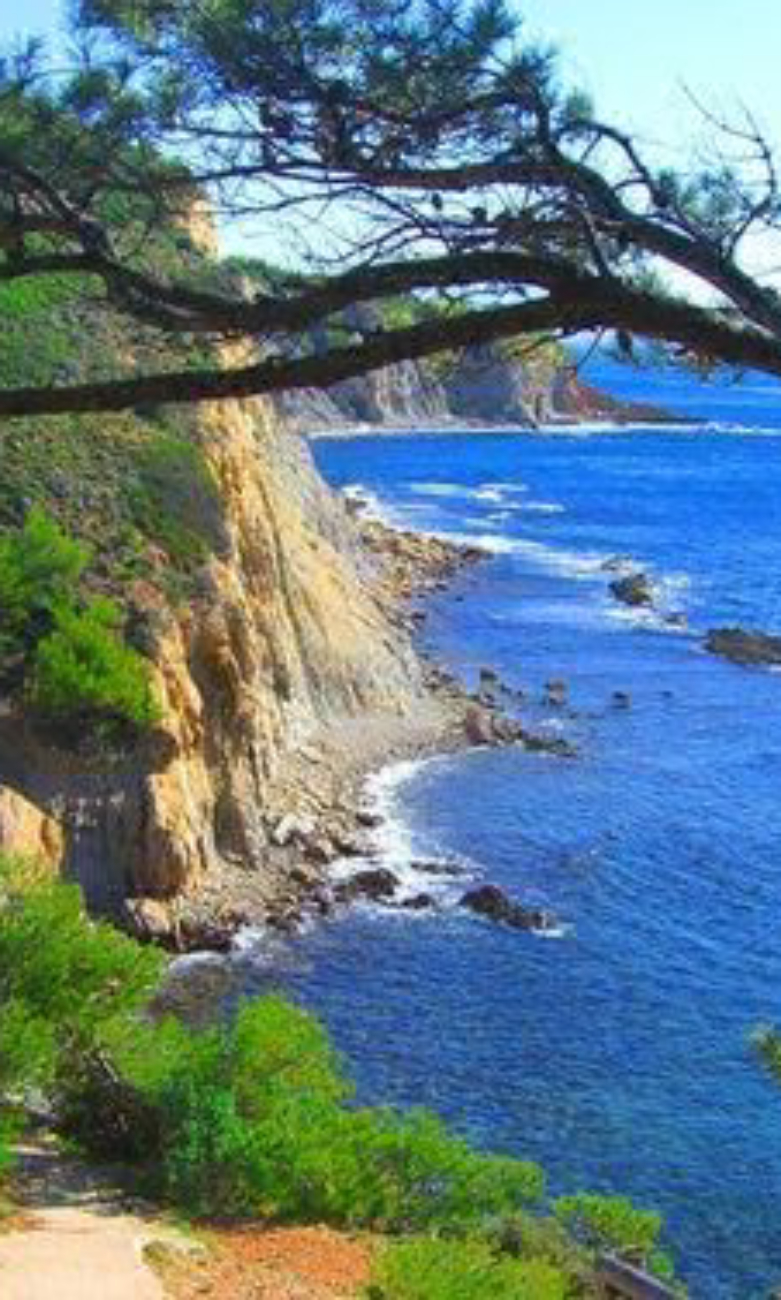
[305,413,697,440]
[165,509,567,953]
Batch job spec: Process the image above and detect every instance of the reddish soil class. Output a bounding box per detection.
[154,1224,375,1300]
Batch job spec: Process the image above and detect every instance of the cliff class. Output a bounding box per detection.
[0,384,461,939]
[0,212,475,943]
[277,341,670,433]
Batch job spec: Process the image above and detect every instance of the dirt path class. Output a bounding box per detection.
[0,1139,184,1300]
[0,1139,373,1300]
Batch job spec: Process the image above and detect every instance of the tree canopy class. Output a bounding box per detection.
[2,0,781,416]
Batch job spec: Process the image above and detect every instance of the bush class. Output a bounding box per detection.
[109,996,544,1229]
[553,1192,661,1259]
[0,1112,19,1185]
[29,597,160,732]
[0,507,88,654]
[367,1236,568,1300]
[0,859,679,1296]
[0,855,163,1095]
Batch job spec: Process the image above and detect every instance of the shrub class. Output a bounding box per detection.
[0,1112,19,1185]
[367,1236,568,1300]
[0,859,678,1295]
[0,507,89,653]
[0,855,163,1094]
[122,997,543,1229]
[325,1107,543,1232]
[553,1192,661,1259]
[29,597,160,732]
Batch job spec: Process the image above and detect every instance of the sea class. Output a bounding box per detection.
[247,361,781,1298]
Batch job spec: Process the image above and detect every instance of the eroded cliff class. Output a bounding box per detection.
[0,380,464,942]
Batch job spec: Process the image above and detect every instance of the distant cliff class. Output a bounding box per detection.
[276,340,672,433]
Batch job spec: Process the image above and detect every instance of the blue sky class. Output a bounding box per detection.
[4,1,780,148]
[3,1,781,273]
[4,1,781,142]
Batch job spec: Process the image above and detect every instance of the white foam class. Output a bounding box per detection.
[409,481,469,498]
[519,501,566,515]
[341,483,390,522]
[505,537,614,577]
[480,482,529,495]
[334,757,475,906]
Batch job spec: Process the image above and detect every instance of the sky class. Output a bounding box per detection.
[5,0,781,147]
[4,1,781,269]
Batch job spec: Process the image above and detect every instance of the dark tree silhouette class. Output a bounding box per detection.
[2,0,781,416]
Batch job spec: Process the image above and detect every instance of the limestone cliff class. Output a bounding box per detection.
[0,388,439,936]
[131,391,424,901]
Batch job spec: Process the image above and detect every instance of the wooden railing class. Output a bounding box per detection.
[596,1254,680,1299]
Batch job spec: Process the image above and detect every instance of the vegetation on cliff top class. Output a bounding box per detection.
[0,857,684,1296]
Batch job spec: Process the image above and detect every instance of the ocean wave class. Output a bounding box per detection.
[519,500,566,515]
[701,421,781,437]
[409,481,470,498]
[341,483,389,521]
[480,481,529,494]
[332,758,476,907]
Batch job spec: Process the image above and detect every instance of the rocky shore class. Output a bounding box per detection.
[136,510,573,954]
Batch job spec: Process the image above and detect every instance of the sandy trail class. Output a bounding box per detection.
[0,1139,180,1300]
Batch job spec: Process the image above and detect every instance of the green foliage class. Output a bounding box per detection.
[753,1025,781,1083]
[0,1111,20,1185]
[127,436,227,568]
[131,997,542,1227]
[0,855,163,1094]
[29,597,160,732]
[493,1211,594,1288]
[367,1236,568,1300]
[0,507,158,736]
[553,1192,661,1259]
[0,507,89,651]
[0,861,676,1295]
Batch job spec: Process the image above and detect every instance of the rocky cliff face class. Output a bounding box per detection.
[0,388,436,934]
[277,342,662,433]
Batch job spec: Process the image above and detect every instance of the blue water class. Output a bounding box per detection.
[260,376,781,1298]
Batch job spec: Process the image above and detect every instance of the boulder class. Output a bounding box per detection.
[334,867,399,904]
[544,679,568,707]
[356,809,384,830]
[411,858,465,877]
[464,704,500,746]
[459,884,554,932]
[609,572,654,608]
[704,627,781,667]
[124,897,173,944]
[272,813,316,847]
[0,786,64,869]
[399,893,436,910]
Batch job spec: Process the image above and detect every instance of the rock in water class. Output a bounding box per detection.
[334,868,400,903]
[459,884,554,931]
[704,627,781,666]
[399,893,436,910]
[544,679,568,707]
[609,572,655,607]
